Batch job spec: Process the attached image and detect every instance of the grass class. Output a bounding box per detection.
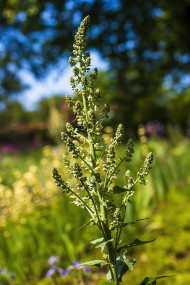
[0,138,189,284]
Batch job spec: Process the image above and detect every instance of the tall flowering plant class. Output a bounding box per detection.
[52,16,169,285]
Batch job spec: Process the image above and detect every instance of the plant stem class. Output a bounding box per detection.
[79,58,119,284]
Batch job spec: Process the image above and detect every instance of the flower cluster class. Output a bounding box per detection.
[0,267,14,279]
[52,16,154,285]
[137,152,153,185]
[145,121,166,136]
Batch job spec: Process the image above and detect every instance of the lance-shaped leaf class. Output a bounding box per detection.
[111,218,148,231]
[79,260,108,267]
[96,239,114,252]
[100,281,116,285]
[140,275,174,285]
[76,220,91,231]
[90,237,104,245]
[121,218,149,227]
[117,238,155,253]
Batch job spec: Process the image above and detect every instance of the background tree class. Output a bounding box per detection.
[1,0,190,128]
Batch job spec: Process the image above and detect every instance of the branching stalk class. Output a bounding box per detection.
[52,16,154,285]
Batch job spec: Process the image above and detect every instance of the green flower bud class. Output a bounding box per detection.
[125,138,134,162]
[65,94,74,107]
[66,122,74,133]
[81,75,87,86]
[73,100,83,114]
[72,66,79,76]
[95,89,101,99]
[69,56,76,67]
[91,68,98,79]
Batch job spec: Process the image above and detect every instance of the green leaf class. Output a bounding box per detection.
[111,218,148,231]
[122,258,136,271]
[118,262,129,282]
[109,254,136,282]
[122,218,149,227]
[89,176,96,183]
[76,220,91,231]
[106,270,112,281]
[112,185,126,194]
[139,276,174,285]
[100,201,108,207]
[95,239,114,252]
[117,238,155,253]
[101,280,116,285]
[79,260,108,267]
[116,256,136,282]
[90,237,104,245]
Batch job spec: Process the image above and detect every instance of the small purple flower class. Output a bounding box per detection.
[0,268,6,274]
[62,269,69,276]
[67,261,90,274]
[83,266,91,274]
[45,257,90,279]
[46,268,55,278]
[72,261,81,267]
[48,256,60,267]
[46,267,68,278]
[10,272,15,279]
[145,121,166,136]
[55,267,68,276]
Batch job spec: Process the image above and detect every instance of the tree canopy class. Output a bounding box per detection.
[1,0,190,126]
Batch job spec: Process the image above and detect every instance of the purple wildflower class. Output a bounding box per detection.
[55,267,68,276]
[48,256,60,267]
[72,261,81,267]
[67,261,90,274]
[83,266,91,274]
[62,269,69,276]
[46,268,56,278]
[145,121,166,136]
[10,272,15,279]
[46,267,68,278]
[45,257,90,279]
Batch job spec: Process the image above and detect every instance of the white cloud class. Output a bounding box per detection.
[18,50,108,110]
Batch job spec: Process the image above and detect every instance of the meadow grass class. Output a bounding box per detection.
[0,138,189,284]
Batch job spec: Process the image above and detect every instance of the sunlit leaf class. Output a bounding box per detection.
[117,238,155,253]
[106,270,112,281]
[95,239,114,252]
[79,260,108,267]
[122,258,136,271]
[90,237,104,245]
[100,281,116,285]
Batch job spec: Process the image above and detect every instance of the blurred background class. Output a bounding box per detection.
[0,0,190,284]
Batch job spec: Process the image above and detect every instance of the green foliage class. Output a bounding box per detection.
[0,138,190,283]
[0,101,32,127]
[140,276,173,285]
[117,239,155,254]
[0,146,93,283]
[1,0,190,131]
[101,281,115,285]
[79,260,108,267]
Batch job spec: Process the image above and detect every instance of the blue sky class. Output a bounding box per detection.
[18,50,108,110]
